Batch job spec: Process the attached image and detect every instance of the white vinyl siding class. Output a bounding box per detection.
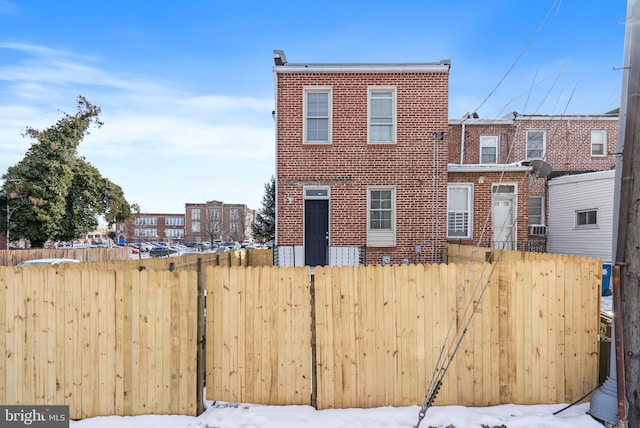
[367,187,396,247]
[480,135,499,163]
[368,87,396,144]
[547,170,614,261]
[526,130,546,159]
[447,184,473,239]
[591,130,607,156]
[304,87,332,144]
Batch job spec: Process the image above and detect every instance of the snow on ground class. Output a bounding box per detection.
[70,401,604,428]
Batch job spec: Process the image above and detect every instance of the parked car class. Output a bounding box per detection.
[18,258,80,266]
[215,246,228,253]
[149,246,178,258]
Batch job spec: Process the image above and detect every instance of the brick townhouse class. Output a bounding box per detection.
[273,50,452,266]
[448,112,617,250]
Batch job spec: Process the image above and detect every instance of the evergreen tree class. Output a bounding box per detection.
[251,176,275,243]
[1,96,132,247]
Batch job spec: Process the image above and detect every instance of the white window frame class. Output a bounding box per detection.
[526,130,546,160]
[447,184,473,239]
[528,196,544,226]
[591,130,607,157]
[192,209,201,220]
[480,135,499,164]
[192,221,200,233]
[367,186,396,247]
[368,87,397,144]
[303,87,332,144]
[575,209,598,228]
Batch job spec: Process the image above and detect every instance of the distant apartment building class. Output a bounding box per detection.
[185,201,255,243]
[115,213,186,244]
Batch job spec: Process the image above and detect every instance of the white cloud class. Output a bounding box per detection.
[0,43,275,212]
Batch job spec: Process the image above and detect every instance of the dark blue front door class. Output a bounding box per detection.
[304,199,328,266]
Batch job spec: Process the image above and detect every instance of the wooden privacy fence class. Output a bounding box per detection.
[0,247,131,265]
[206,266,312,405]
[206,259,601,409]
[0,266,199,419]
[445,242,578,263]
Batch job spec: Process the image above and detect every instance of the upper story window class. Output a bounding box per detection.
[304,87,332,143]
[209,209,220,220]
[165,217,184,226]
[192,209,200,220]
[526,130,546,159]
[447,184,473,239]
[368,87,396,144]
[367,187,396,247]
[134,216,157,226]
[591,130,607,156]
[480,135,499,163]
[230,209,239,220]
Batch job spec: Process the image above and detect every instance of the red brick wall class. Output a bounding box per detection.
[447,171,531,247]
[276,71,450,264]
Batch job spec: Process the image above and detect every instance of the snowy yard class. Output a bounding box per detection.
[70,400,604,428]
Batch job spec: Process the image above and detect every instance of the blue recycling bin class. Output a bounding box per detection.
[602,263,612,295]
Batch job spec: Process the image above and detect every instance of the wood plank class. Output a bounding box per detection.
[114,270,125,414]
[237,266,247,403]
[130,270,141,415]
[228,266,239,402]
[252,266,264,403]
[299,267,311,404]
[205,267,218,401]
[267,266,279,403]
[169,270,181,413]
[186,270,198,415]
[243,266,255,404]
[0,268,9,404]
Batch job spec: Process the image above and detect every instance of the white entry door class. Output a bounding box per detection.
[492,198,515,250]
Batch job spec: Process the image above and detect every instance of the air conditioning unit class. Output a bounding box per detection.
[528,225,547,236]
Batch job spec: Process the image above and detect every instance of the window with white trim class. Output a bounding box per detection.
[304,87,331,143]
[192,209,201,220]
[192,221,200,232]
[368,87,396,143]
[591,130,607,156]
[165,217,185,226]
[367,187,396,247]
[528,196,544,225]
[480,135,499,163]
[576,209,597,227]
[526,130,546,159]
[447,184,473,238]
[165,229,185,238]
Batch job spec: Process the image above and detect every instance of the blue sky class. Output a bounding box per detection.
[0,0,627,214]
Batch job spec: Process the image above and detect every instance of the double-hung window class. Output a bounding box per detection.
[304,87,331,143]
[591,130,606,156]
[528,196,544,226]
[480,135,499,163]
[526,130,546,159]
[368,87,396,143]
[447,184,473,239]
[367,187,396,246]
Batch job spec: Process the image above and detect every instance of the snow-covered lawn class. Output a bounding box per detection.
[70,401,603,428]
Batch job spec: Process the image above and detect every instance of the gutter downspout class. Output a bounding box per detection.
[273,68,279,254]
[460,121,466,164]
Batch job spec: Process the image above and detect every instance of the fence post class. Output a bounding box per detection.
[310,274,318,408]
[196,258,205,414]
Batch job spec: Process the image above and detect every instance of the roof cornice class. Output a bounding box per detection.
[273,61,451,74]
